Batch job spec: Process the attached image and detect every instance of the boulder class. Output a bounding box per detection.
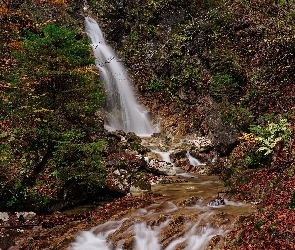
[201,110,240,155]
[105,152,145,173]
[144,158,176,176]
[174,158,190,169]
[169,149,187,163]
[106,130,150,155]
[188,137,213,153]
[106,170,131,194]
[207,197,225,207]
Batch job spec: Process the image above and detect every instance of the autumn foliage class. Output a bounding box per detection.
[34,0,67,7]
[222,115,295,249]
[0,0,106,212]
[1,0,295,249]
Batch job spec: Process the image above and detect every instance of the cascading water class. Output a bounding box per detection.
[69,201,228,250]
[68,15,253,250]
[85,17,155,136]
[68,133,253,250]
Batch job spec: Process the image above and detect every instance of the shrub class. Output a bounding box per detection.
[250,118,291,155]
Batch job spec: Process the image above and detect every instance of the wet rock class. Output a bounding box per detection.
[144,158,176,176]
[148,175,175,185]
[151,132,163,138]
[207,212,231,229]
[105,152,145,173]
[145,151,163,161]
[197,151,216,163]
[130,179,151,192]
[183,164,194,172]
[106,169,131,194]
[106,169,152,194]
[107,219,134,247]
[177,196,201,207]
[106,131,150,155]
[105,153,152,194]
[159,215,186,247]
[106,130,126,143]
[188,136,213,153]
[126,132,142,144]
[174,157,190,169]
[207,197,225,207]
[149,215,169,227]
[194,165,210,175]
[169,149,187,163]
[158,144,170,152]
[122,236,135,250]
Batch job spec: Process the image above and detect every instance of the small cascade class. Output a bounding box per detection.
[186,152,206,166]
[85,17,155,136]
[69,17,253,250]
[68,133,253,250]
[69,201,228,250]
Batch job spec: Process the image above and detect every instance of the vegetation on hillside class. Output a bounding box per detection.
[89,0,295,132]
[223,115,295,249]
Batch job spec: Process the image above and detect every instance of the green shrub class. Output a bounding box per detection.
[209,73,240,102]
[250,118,291,155]
[223,116,291,190]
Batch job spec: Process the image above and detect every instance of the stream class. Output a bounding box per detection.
[68,16,254,250]
[68,172,252,250]
[68,136,253,250]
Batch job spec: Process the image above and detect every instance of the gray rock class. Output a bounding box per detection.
[0,212,9,222]
[207,197,225,207]
[169,149,187,163]
[144,158,176,176]
[201,110,240,155]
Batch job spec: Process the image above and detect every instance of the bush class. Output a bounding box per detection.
[223,116,292,191]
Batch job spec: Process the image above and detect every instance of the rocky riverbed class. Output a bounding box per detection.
[0,132,253,250]
[0,177,253,250]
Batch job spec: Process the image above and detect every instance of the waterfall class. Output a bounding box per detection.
[85,17,155,136]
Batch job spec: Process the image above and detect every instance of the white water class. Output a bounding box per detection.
[85,17,155,136]
[69,202,227,250]
[186,152,205,166]
[150,149,204,178]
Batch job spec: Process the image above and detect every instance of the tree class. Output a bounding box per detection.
[0,21,107,211]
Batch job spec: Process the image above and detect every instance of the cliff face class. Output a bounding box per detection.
[2,1,294,150]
